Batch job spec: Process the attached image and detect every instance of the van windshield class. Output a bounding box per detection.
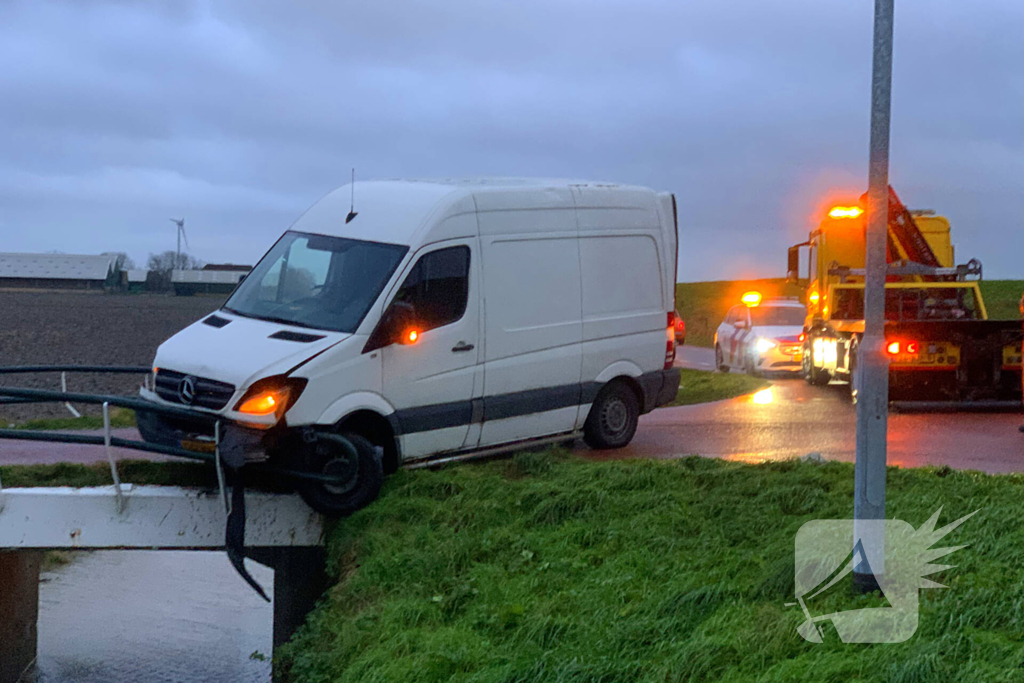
[224,231,408,332]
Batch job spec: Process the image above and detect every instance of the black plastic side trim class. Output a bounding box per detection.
[393,400,474,435]
[483,384,581,421]
[390,371,681,436]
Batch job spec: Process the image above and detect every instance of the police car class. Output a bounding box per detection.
[713,293,806,375]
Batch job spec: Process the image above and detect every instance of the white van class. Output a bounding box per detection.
[138,179,681,514]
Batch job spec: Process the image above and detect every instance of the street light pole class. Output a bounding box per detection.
[854,0,894,592]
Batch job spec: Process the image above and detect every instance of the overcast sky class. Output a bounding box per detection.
[1,0,1021,280]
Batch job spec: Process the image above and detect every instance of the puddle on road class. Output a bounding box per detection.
[37,550,273,682]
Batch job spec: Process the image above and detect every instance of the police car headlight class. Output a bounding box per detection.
[756,338,777,354]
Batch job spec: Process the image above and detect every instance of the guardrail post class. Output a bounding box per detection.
[60,371,81,418]
[103,402,126,514]
[0,550,42,683]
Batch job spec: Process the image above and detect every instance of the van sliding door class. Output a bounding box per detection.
[476,192,584,447]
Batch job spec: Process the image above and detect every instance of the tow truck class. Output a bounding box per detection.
[788,187,1022,408]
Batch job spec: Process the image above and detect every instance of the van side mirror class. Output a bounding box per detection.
[733,319,748,330]
[363,300,419,353]
[387,301,419,345]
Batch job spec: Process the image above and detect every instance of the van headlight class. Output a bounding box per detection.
[234,375,308,418]
[755,338,777,354]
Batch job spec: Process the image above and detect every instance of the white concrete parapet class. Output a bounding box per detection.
[0,486,323,549]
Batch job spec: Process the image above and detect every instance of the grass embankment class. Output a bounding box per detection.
[669,368,769,407]
[979,280,1024,320]
[676,279,805,348]
[0,460,217,488]
[276,453,1023,682]
[5,407,136,431]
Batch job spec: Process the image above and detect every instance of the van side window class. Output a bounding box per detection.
[394,246,470,332]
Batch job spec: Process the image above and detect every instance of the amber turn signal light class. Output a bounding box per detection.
[234,376,307,417]
[238,389,285,415]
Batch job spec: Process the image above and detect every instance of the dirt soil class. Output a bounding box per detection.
[0,291,227,422]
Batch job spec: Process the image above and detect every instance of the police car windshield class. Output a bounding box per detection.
[224,231,408,332]
[749,306,806,326]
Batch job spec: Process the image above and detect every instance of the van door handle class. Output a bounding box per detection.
[451,342,475,353]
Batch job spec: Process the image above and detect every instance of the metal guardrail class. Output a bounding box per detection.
[0,365,153,416]
[0,365,339,600]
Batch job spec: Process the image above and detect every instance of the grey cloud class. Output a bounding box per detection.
[0,0,1021,279]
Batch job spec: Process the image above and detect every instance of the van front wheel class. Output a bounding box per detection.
[584,382,639,450]
[296,432,383,517]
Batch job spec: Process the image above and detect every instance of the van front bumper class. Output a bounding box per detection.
[136,405,270,464]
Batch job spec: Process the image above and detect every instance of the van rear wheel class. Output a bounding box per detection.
[297,432,383,517]
[584,382,639,450]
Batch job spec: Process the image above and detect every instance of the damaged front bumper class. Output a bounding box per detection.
[135,399,270,464]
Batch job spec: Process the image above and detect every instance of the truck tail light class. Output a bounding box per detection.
[665,312,676,369]
[887,341,919,356]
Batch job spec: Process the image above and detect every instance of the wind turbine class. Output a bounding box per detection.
[170,218,189,269]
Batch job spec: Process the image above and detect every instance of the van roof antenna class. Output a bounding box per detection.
[346,168,358,223]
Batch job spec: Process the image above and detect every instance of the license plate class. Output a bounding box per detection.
[180,439,216,454]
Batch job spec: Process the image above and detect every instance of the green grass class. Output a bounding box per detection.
[0,460,219,488]
[6,407,136,431]
[979,280,1023,320]
[677,279,806,348]
[669,368,770,406]
[277,453,1024,682]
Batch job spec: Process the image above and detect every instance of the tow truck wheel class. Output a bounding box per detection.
[803,342,830,386]
[715,345,728,373]
[297,432,383,517]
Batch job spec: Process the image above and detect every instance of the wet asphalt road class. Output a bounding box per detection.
[615,344,1024,473]
[2,344,1021,473]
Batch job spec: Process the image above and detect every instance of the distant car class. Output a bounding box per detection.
[673,312,686,345]
[713,295,806,376]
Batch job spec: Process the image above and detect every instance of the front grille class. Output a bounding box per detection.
[155,369,236,410]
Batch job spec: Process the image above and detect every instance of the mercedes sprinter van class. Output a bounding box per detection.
[138,179,681,514]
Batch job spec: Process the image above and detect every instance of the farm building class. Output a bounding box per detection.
[0,252,119,290]
[125,269,150,292]
[172,266,250,296]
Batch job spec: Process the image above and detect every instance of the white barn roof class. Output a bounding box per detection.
[127,269,149,283]
[0,253,116,281]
